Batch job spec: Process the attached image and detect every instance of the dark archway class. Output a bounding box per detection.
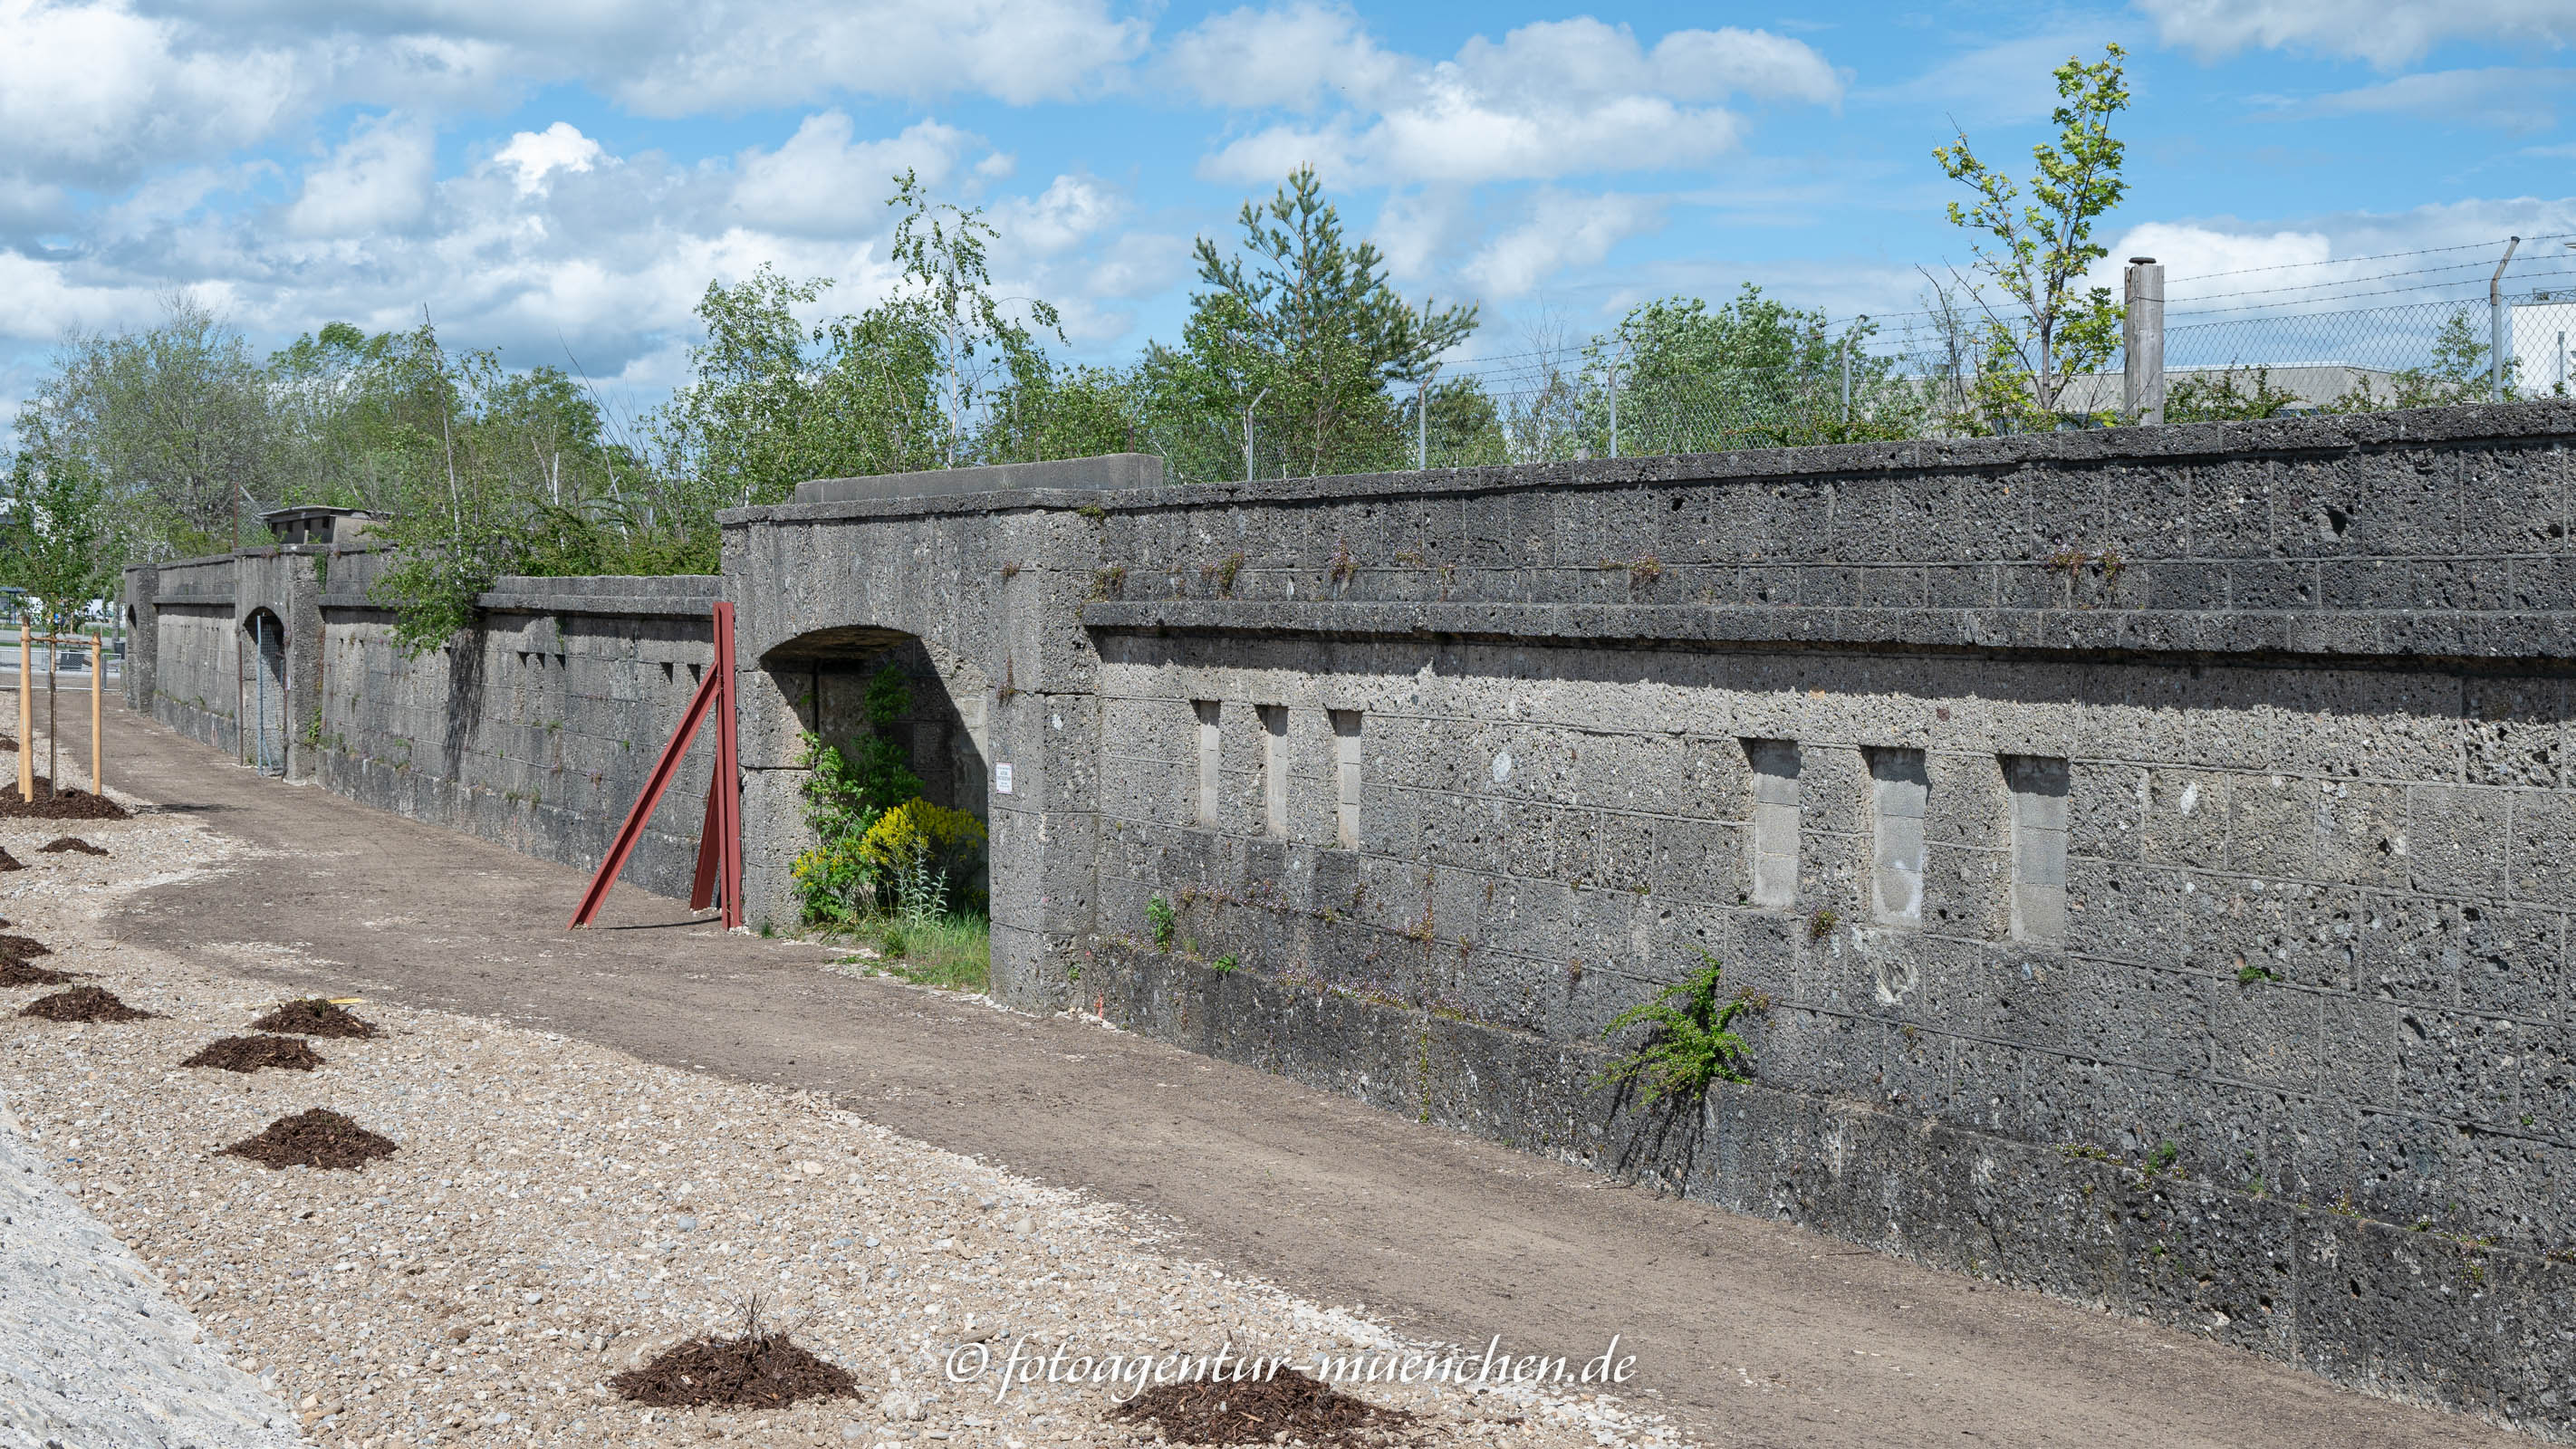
[243,606,288,775]
[762,626,992,823]
[758,625,995,936]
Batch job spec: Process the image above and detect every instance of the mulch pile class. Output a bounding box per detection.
[183,1034,325,1074]
[0,849,21,872]
[20,986,157,1022]
[1109,1369,1417,1447]
[220,1108,398,1170]
[0,936,52,958]
[0,778,130,820]
[610,1316,859,1409]
[250,999,383,1039]
[38,837,106,856]
[0,959,74,987]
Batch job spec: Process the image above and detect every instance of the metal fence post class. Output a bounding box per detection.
[2123,257,2166,424]
[1607,364,1620,459]
[1416,366,1438,470]
[2492,235,2522,403]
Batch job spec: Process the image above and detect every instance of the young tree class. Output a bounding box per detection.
[1934,43,2130,427]
[1165,166,1478,478]
[0,451,117,792]
[887,170,1064,468]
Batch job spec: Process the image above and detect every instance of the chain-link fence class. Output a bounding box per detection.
[1122,254,2576,484]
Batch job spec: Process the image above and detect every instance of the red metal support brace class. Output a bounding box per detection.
[572,601,742,928]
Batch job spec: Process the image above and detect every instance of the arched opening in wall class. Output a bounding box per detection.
[243,608,287,776]
[761,627,993,986]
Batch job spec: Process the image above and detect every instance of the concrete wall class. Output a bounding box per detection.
[123,409,2576,1435]
[122,547,722,898]
[721,408,2576,1440]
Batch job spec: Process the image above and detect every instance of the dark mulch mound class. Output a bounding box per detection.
[0,778,129,820]
[20,986,156,1022]
[610,1323,858,1409]
[38,836,106,856]
[0,849,21,872]
[219,1108,397,1170]
[184,1034,324,1074]
[1110,1369,1416,1447]
[0,959,73,987]
[0,935,52,958]
[250,999,382,1039]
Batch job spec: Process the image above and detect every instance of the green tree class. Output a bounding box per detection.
[1934,43,2131,427]
[887,170,1066,468]
[14,294,284,559]
[1158,166,1478,479]
[650,264,944,507]
[1590,285,1912,452]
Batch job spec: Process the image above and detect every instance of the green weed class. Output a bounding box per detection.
[1593,948,1759,1104]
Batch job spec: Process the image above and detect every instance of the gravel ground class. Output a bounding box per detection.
[0,806,1693,1449]
[0,1084,303,1449]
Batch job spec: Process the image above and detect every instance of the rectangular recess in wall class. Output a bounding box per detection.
[1259,705,1290,838]
[2004,755,2070,943]
[1744,739,1801,909]
[1866,747,1928,926]
[1194,700,1221,827]
[1331,709,1362,849]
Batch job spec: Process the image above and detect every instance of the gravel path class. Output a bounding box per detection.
[0,808,1688,1449]
[0,1081,302,1449]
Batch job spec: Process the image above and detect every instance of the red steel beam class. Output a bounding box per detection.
[571,649,720,928]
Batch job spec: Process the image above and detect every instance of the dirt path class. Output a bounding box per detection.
[92,696,2522,1449]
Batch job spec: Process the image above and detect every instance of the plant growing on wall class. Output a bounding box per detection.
[1594,949,1758,1105]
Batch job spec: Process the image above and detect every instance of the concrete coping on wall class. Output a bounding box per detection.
[791,453,1164,506]
[473,575,723,619]
[724,400,2576,528]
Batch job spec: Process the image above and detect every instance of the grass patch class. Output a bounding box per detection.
[845,910,990,992]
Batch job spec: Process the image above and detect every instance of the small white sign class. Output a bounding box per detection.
[995,763,1014,794]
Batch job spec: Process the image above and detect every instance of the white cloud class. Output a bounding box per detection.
[493,122,603,196]
[2292,68,2576,134]
[2137,0,2576,69]
[0,0,1145,205]
[1462,190,1665,298]
[0,0,299,187]
[1160,2,1404,110]
[593,0,1150,114]
[1187,14,1839,186]
[1864,31,2119,128]
[999,173,1124,256]
[284,114,436,237]
[2089,202,2576,318]
[730,114,975,235]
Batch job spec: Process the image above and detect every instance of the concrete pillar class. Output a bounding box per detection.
[120,565,159,715]
[2123,257,2165,425]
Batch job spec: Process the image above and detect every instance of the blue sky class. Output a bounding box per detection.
[3,0,2572,424]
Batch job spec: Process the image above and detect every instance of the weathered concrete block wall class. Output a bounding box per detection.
[726,407,2576,1440]
[137,552,247,755]
[310,559,724,897]
[123,548,723,898]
